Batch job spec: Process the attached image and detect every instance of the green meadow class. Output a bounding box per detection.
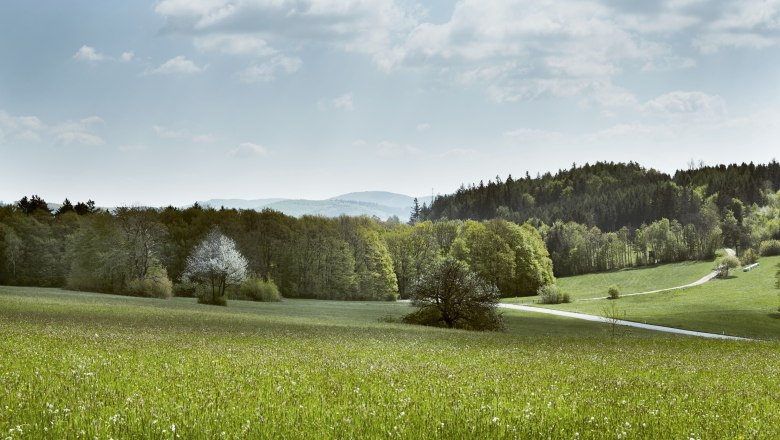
[555,259,718,299]
[535,256,780,341]
[2,285,780,439]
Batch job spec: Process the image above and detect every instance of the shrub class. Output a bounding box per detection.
[239,277,281,302]
[607,285,620,300]
[717,255,740,278]
[173,281,197,297]
[198,292,227,306]
[740,248,758,266]
[759,240,780,257]
[537,285,571,304]
[125,266,173,299]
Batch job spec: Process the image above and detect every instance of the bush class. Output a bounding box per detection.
[197,292,227,306]
[239,277,281,302]
[537,285,571,304]
[125,266,173,299]
[759,240,780,257]
[173,281,197,297]
[740,248,759,266]
[607,285,620,300]
[717,255,740,278]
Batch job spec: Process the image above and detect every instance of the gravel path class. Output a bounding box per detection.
[402,249,754,340]
[500,248,756,340]
[581,248,735,301]
[498,303,754,341]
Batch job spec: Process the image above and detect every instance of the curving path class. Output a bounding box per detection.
[580,248,736,301]
[498,248,755,340]
[498,303,754,341]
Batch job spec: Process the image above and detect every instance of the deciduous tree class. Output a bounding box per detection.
[183,228,248,305]
[403,258,503,331]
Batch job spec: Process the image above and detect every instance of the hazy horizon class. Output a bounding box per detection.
[3,1,780,206]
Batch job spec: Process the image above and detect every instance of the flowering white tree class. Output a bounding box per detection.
[183,228,248,305]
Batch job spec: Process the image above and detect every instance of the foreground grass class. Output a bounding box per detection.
[537,256,780,341]
[2,287,779,439]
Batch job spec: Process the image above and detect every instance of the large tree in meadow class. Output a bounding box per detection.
[183,228,248,305]
[403,258,503,331]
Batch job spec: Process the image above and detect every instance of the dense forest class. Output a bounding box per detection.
[0,200,553,300]
[423,161,780,275]
[425,162,780,228]
[2,161,779,299]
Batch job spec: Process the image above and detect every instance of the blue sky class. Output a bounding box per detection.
[2,0,780,206]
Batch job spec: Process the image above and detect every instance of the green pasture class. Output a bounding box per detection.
[535,256,780,340]
[557,259,717,299]
[1,286,779,439]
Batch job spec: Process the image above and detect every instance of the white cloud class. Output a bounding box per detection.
[195,34,276,57]
[709,0,780,32]
[643,91,727,119]
[0,111,44,143]
[73,45,107,62]
[0,112,43,131]
[153,125,188,139]
[229,142,269,157]
[149,56,206,75]
[80,116,105,126]
[18,116,43,130]
[237,56,302,83]
[150,0,780,110]
[73,46,138,63]
[154,0,227,17]
[16,130,41,142]
[642,55,696,72]
[155,0,420,57]
[416,122,431,131]
[56,130,104,146]
[55,116,105,146]
[694,32,777,54]
[332,93,354,111]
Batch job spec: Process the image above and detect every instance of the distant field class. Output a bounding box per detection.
[2,286,779,438]
[536,256,780,340]
[556,259,717,300]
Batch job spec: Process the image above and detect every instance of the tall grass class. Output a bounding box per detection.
[1,287,779,439]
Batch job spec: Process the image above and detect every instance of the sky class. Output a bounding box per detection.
[2,0,780,207]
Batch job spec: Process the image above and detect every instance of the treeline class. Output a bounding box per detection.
[426,161,780,230]
[425,161,780,276]
[0,199,555,300]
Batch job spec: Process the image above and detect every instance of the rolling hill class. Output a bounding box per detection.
[199,192,434,220]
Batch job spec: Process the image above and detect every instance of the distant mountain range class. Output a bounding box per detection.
[200,191,434,220]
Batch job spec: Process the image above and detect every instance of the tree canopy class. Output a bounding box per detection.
[183,228,248,305]
[404,258,503,331]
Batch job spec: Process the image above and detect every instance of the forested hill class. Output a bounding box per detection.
[426,161,780,231]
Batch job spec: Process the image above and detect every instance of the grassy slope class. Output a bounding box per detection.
[535,256,780,340]
[557,259,716,300]
[1,286,780,439]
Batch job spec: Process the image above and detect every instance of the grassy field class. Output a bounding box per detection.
[2,286,780,438]
[502,259,719,304]
[535,256,780,340]
[556,260,717,299]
